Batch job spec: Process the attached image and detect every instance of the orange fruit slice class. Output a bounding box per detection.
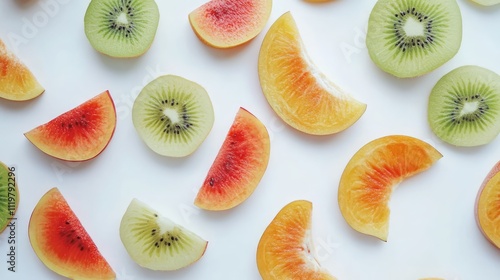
[475,161,500,249]
[258,12,366,135]
[0,40,44,101]
[257,200,336,280]
[338,135,442,241]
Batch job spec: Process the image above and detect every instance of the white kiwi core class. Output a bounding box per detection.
[461,101,479,117]
[116,12,129,25]
[403,17,424,37]
[163,108,180,123]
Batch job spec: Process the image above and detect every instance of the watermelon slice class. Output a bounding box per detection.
[24,91,116,161]
[0,39,44,101]
[29,188,115,279]
[194,107,270,210]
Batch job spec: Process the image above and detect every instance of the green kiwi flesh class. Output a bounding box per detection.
[84,0,160,58]
[120,199,208,270]
[366,0,462,78]
[132,75,214,157]
[428,65,500,147]
[470,0,500,6]
[0,161,18,234]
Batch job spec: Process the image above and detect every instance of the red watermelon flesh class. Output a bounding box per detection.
[29,188,115,279]
[24,91,116,161]
[188,0,272,48]
[194,107,270,210]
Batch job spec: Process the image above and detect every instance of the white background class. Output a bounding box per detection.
[0,0,499,279]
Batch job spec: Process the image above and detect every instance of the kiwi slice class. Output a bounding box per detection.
[132,75,215,157]
[366,0,462,78]
[428,65,500,147]
[84,0,160,58]
[120,199,208,270]
[0,162,18,234]
[470,0,500,6]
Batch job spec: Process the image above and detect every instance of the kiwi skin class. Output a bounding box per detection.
[84,0,160,58]
[428,65,500,147]
[366,0,462,78]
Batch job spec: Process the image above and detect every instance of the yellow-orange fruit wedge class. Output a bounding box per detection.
[257,200,336,280]
[0,40,44,101]
[338,135,442,241]
[476,161,500,249]
[258,12,366,135]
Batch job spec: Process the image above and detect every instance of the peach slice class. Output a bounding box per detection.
[189,0,272,48]
[194,107,270,210]
[476,161,500,249]
[257,200,336,280]
[0,40,44,101]
[258,12,366,135]
[338,135,442,241]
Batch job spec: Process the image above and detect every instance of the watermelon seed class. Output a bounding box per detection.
[209,177,214,186]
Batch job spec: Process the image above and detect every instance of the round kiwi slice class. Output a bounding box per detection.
[84,0,160,58]
[132,75,215,157]
[366,0,462,78]
[428,65,500,147]
[120,199,208,270]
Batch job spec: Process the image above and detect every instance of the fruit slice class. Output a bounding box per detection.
[194,107,270,210]
[24,91,116,161]
[428,66,500,147]
[338,135,442,241]
[29,188,115,279]
[366,0,462,78]
[476,161,500,249]
[120,198,208,270]
[0,162,18,234]
[0,39,44,101]
[84,0,160,58]
[132,75,214,157]
[470,0,500,5]
[188,0,272,48]
[258,12,366,135]
[257,200,336,280]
